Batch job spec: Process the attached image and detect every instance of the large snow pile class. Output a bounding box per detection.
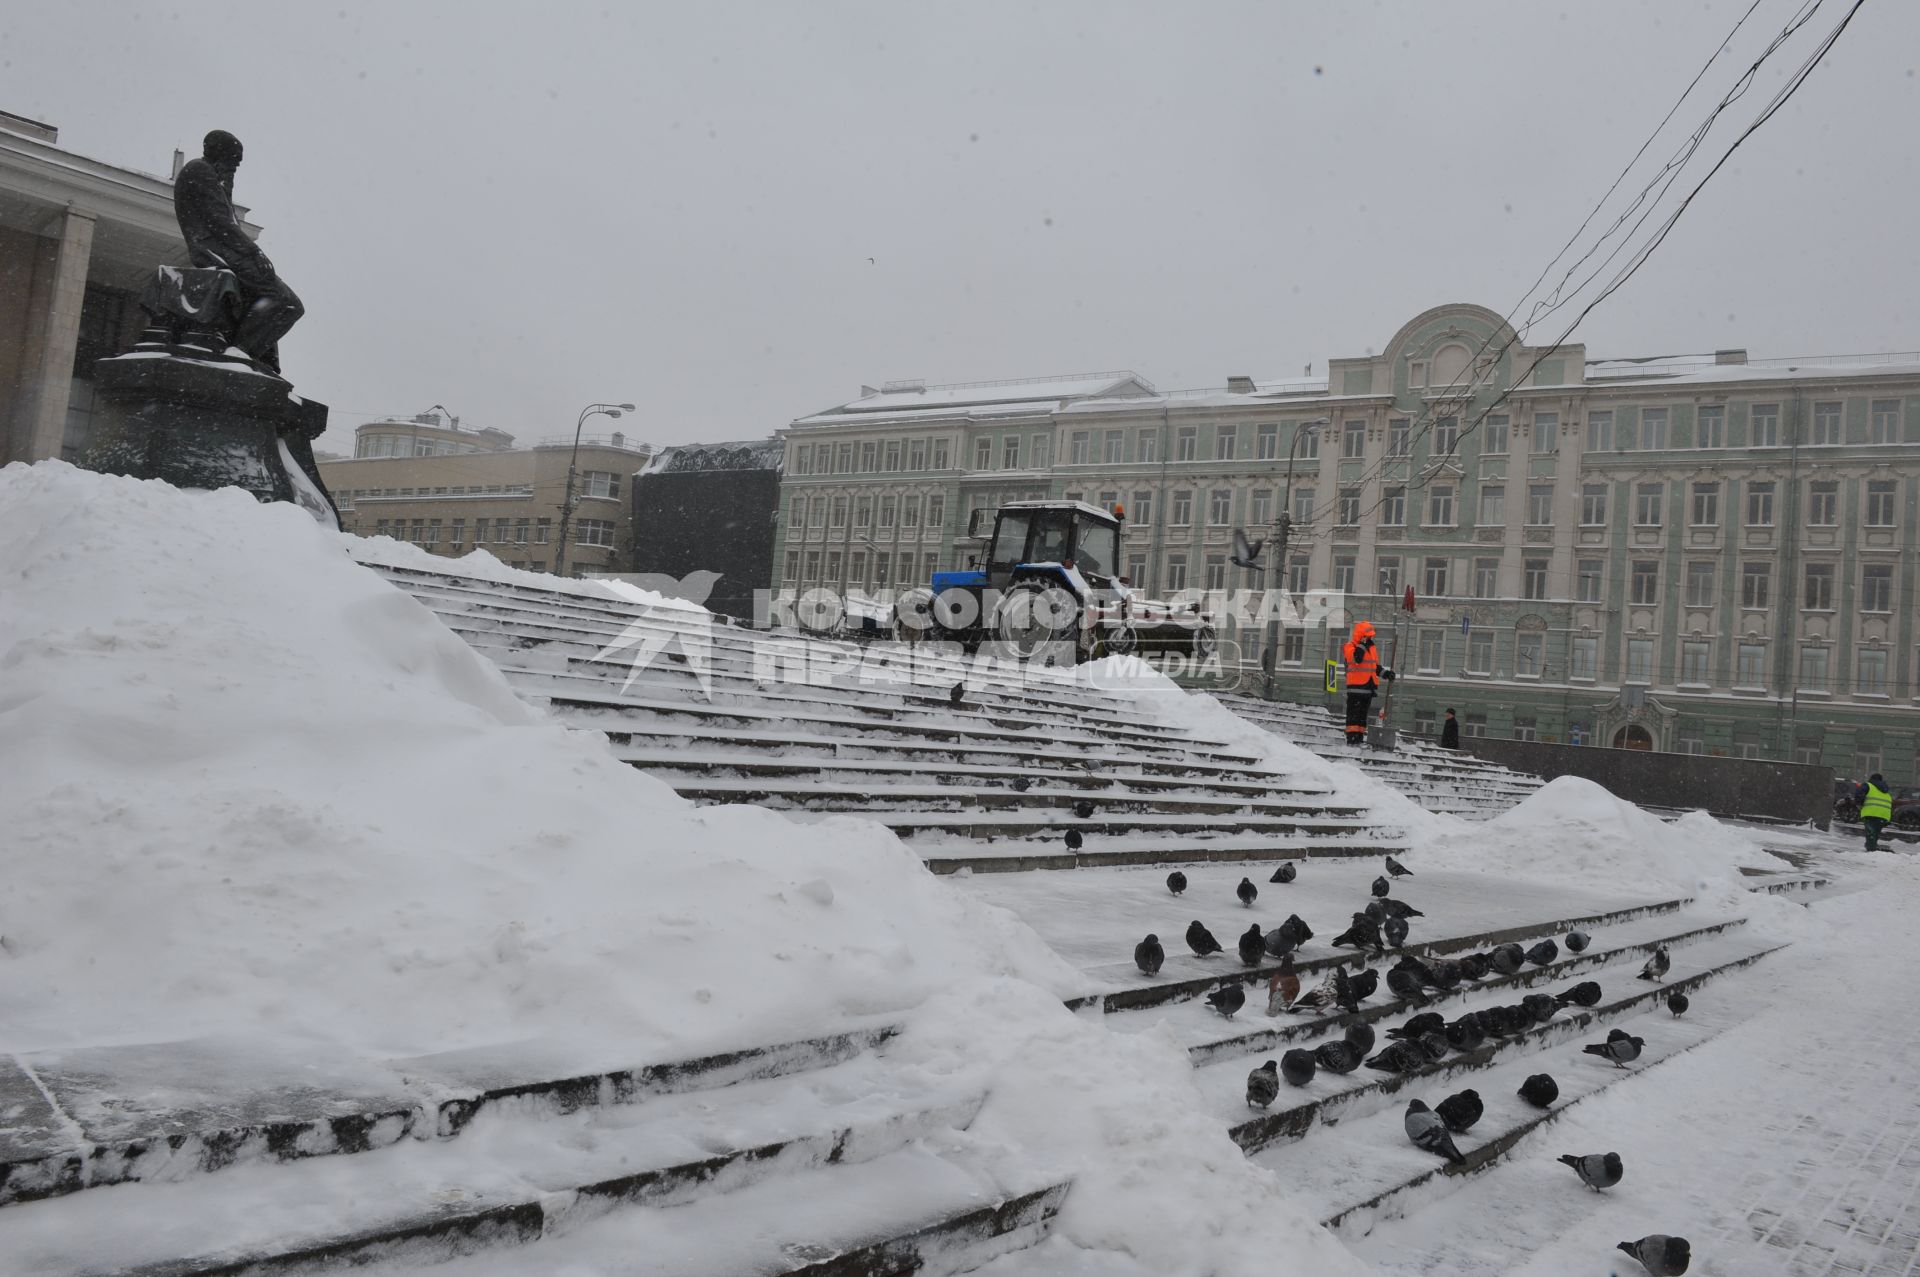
[348,532,705,612]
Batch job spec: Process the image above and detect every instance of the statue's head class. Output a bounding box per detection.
[202,130,244,174]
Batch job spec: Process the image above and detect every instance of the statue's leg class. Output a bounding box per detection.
[232,274,304,373]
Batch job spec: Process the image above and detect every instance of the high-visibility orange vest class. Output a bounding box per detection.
[1343,636,1380,688]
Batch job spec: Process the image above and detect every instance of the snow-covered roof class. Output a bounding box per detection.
[1584,353,1920,388]
[793,372,1155,426]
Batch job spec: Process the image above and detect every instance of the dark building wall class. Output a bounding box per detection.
[631,468,780,622]
[1457,736,1833,829]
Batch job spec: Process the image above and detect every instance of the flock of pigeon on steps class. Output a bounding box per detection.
[1133,856,1695,1275]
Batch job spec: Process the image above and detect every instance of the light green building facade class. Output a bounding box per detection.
[774,302,1920,781]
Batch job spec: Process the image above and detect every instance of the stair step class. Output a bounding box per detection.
[664,778,1363,820]
[924,838,1409,877]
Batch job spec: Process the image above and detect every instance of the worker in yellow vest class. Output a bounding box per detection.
[1856,772,1893,852]
[1341,619,1395,746]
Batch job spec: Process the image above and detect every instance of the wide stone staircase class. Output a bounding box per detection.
[0,558,1829,1274]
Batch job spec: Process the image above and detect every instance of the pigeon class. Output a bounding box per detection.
[1263,913,1313,958]
[1205,980,1247,1019]
[1385,966,1428,1004]
[1289,970,1345,1015]
[1426,959,1464,992]
[1435,1088,1483,1133]
[1668,991,1689,1017]
[1383,914,1410,950]
[1639,946,1671,982]
[1238,923,1265,967]
[1186,920,1223,957]
[1347,968,1379,1002]
[1387,1011,1446,1041]
[1280,1048,1316,1086]
[1365,1042,1421,1074]
[1377,898,1424,920]
[1371,875,1391,897]
[1582,1028,1645,1068]
[1616,1235,1691,1276]
[1167,871,1188,896]
[1064,829,1084,851]
[1246,1059,1279,1108]
[949,682,966,707]
[1230,527,1266,571]
[1559,1151,1624,1191]
[1237,877,1258,908]
[1010,776,1031,793]
[1444,1016,1486,1053]
[1518,1073,1559,1108]
[1565,930,1591,953]
[1488,944,1526,976]
[1342,1018,1376,1056]
[1266,953,1301,1015]
[1555,980,1603,1008]
[1331,913,1382,952]
[1269,861,1298,884]
[1385,855,1414,878]
[1525,938,1559,967]
[1133,934,1164,975]
[1459,952,1492,981]
[1072,798,1096,820]
[1412,1030,1451,1062]
[1404,1099,1465,1164]
[1313,1037,1363,1074]
[1278,914,1314,947]
[1521,992,1560,1025]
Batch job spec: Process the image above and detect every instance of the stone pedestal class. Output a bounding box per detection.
[83,346,340,529]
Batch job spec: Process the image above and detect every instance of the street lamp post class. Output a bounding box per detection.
[1262,418,1327,699]
[553,400,636,578]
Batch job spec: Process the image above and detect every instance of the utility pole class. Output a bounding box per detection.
[1261,418,1325,699]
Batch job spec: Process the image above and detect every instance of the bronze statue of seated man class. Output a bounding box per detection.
[171,129,303,373]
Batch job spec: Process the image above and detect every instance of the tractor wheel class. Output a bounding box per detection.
[1099,623,1140,659]
[995,579,1086,665]
[1191,623,1218,663]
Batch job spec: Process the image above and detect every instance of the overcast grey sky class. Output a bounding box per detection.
[6,2,1916,453]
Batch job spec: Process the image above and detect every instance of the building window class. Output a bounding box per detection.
[1482,415,1509,455]
[975,436,993,469]
[830,496,848,529]
[1516,632,1543,677]
[1255,423,1278,460]
[1631,561,1660,605]
[1795,737,1822,765]
[1463,712,1487,738]
[826,550,843,584]
[1635,483,1664,527]
[1531,412,1559,453]
[1424,556,1449,597]
[1434,417,1459,457]
[1389,418,1412,456]
[860,441,878,472]
[784,549,800,581]
[1513,716,1538,741]
[1640,407,1669,450]
[1377,556,1401,596]
[1294,423,1319,460]
[836,443,854,473]
[1326,553,1356,592]
[808,496,827,527]
[1204,555,1227,591]
[1069,431,1090,465]
[1138,431,1159,464]
[1125,552,1147,587]
[849,550,867,585]
[1427,485,1455,527]
[576,519,616,548]
[1293,487,1316,525]
[1862,563,1893,613]
[897,551,913,582]
[1417,628,1445,673]
[1342,420,1365,458]
[1577,559,1603,602]
[1746,482,1774,527]
[1866,480,1898,527]
[872,554,889,588]
[1750,403,1780,447]
[879,496,897,528]
[1627,638,1653,683]
[1810,400,1842,446]
[1741,561,1771,609]
[1467,630,1493,674]
[1737,643,1767,689]
[927,495,945,529]
[1586,410,1614,453]
[1803,562,1835,611]
[1030,436,1050,469]
[1171,490,1193,526]
[1473,557,1498,599]
[1524,558,1548,600]
[1413,707,1436,735]
[1807,480,1838,526]
[1691,483,1719,527]
[1799,644,1829,692]
[1679,732,1705,756]
[1282,629,1306,663]
[1209,488,1233,525]
[792,444,813,475]
[1479,484,1506,526]
[1572,636,1598,680]
[804,550,822,580]
[1214,426,1237,461]
[1164,554,1188,592]
[1288,556,1309,594]
[470,517,485,543]
[1854,748,1883,777]
[1176,427,1198,462]
[1526,484,1553,526]
[1859,648,1890,697]
[932,440,950,469]
[901,495,921,529]
[1132,490,1155,525]
[1002,436,1021,469]
[908,440,926,470]
[1381,486,1406,526]
[1681,640,1710,686]
[535,518,550,545]
[1580,483,1608,526]
[582,471,621,500]
[1696,405,1725,448]
[1409,360,1428,388]
[1338,488,1360,526]
[854,496,873,529]
[1250,489,1272,525]
[450,519,466,548]
[1871,398,1900,444]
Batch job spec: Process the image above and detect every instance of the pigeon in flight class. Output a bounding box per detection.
[1134,933,1164,975]
[1518,1073,1559,1108]
[1313,1037,1362,1074]
[1230,527,1266,571]
[1266,953,1300,1014]
[1565,930,1591,953]
[1435,1089,1483,1134]
[1269,861,1298,884]
[1280,1047,1316,1086]
[1668,991,1689,1017]
[1371,875,1391,898]
[1583,1028,1644,1068]
[1205,980,1246,1019]
[1559,1151,1624,1191]
[1167,871,1188,896]
[1555,980,1603,1008]
[1237,877,1258,908]
[1525,938,1559,967]
[1064,829,1084,851]
[1186,920,1223,956]
[1616,1235,1691,1275]
[1238,923,1266,966]
[1347,968,1379,1002]
[1072,798,1096,819]
[1385,855,1414,878]
[1246,1059,1279,1108]
[1639,945,1671,982]
[1404,1099,1466,1164]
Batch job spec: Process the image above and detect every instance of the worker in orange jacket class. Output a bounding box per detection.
[1341,619,1395,745]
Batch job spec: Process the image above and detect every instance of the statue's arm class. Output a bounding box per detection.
[178,165,264,267]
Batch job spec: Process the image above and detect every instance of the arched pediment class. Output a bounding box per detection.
[1384,303,1518,368]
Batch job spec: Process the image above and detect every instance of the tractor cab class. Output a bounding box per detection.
[982,501,1122,591]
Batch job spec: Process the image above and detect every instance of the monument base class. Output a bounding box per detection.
[84,346,340,529]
